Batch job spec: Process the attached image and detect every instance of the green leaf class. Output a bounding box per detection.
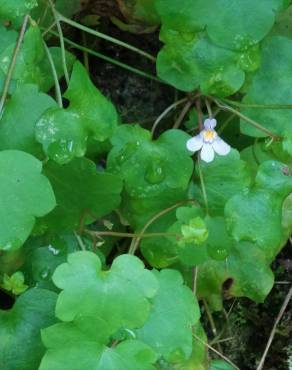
[241,36,292,138]
[107,125,193,227]
[136,269,200,363]
[155,0,283,50]
[225,160,292,259]
[0,150,56,251]
[0,25,75,91]
[1,271,28,295]
[0,24,45,86]
[36,61,118,163]
[0,84,57,156]
[0,0,38,28]
[52,251,158,333]
[157,33,245,95]
[190,149,251,215]
[40,333,157,370]
[40,157,122,231]
[197,241,274,308]
[0,288,57,370]
[23,234,80,291]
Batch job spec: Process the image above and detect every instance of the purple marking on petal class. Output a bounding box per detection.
[204,118,217,130]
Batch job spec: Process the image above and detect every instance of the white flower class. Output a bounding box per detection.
[186,118,231,163]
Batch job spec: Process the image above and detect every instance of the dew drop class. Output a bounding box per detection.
[144,159,165,184]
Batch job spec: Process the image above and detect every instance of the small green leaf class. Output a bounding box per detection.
[41,157,122,231]
[136,269,200,363]
[36,61,118,163]
[180,217,208,246]
[1,271,28,295]
[0,288,57,370]
[0,150,56,251]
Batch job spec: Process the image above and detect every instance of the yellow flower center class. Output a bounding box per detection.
[203,129,216,142]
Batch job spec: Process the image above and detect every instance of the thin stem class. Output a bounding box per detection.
[47,30,161,84]
[212,99,279,139]
[82,31,90,73]
[151,97,188,136]
[42,40,63,107]
[192,267,198,295]
[205,98,213,118]
[48,0,70,85]
[221,98,292,110]
[173,100,192,129]
[193,334,240,370]
[57,12,156,63]
[257,286,292,370]
[74,231,87,251]
[128,199,197,255]
[0,15,29,116]
[85,230,178,239]
[197,159,209,214]
[217,113,235,135]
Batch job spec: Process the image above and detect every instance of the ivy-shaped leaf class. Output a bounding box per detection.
[0,84,57,156]
[36,61,118,163]
[40,157,123,231]
[107,125,193,228]
[0,150,56,251]
[0,288,57,370]
[155,0,283,50]
[52,251,158,333]
[1,271,28,295]
[157,33,246,95]
[136,269,200,363]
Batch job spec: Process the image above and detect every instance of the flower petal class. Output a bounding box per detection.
[204,118,217,130]
[200,143,214,163]
[212,137,231,156]
[186,135,203,152]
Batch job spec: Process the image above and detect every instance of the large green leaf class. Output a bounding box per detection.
[41,157,123,231]
[107,125,193,228]
[0,84,57,156]
[0,150,56,251]
[155,0,283,50]
[241,36,292,138]
[0,288,57,370]
[52,252,158,333]
[136,269,200,363]
[36,61,118,164]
